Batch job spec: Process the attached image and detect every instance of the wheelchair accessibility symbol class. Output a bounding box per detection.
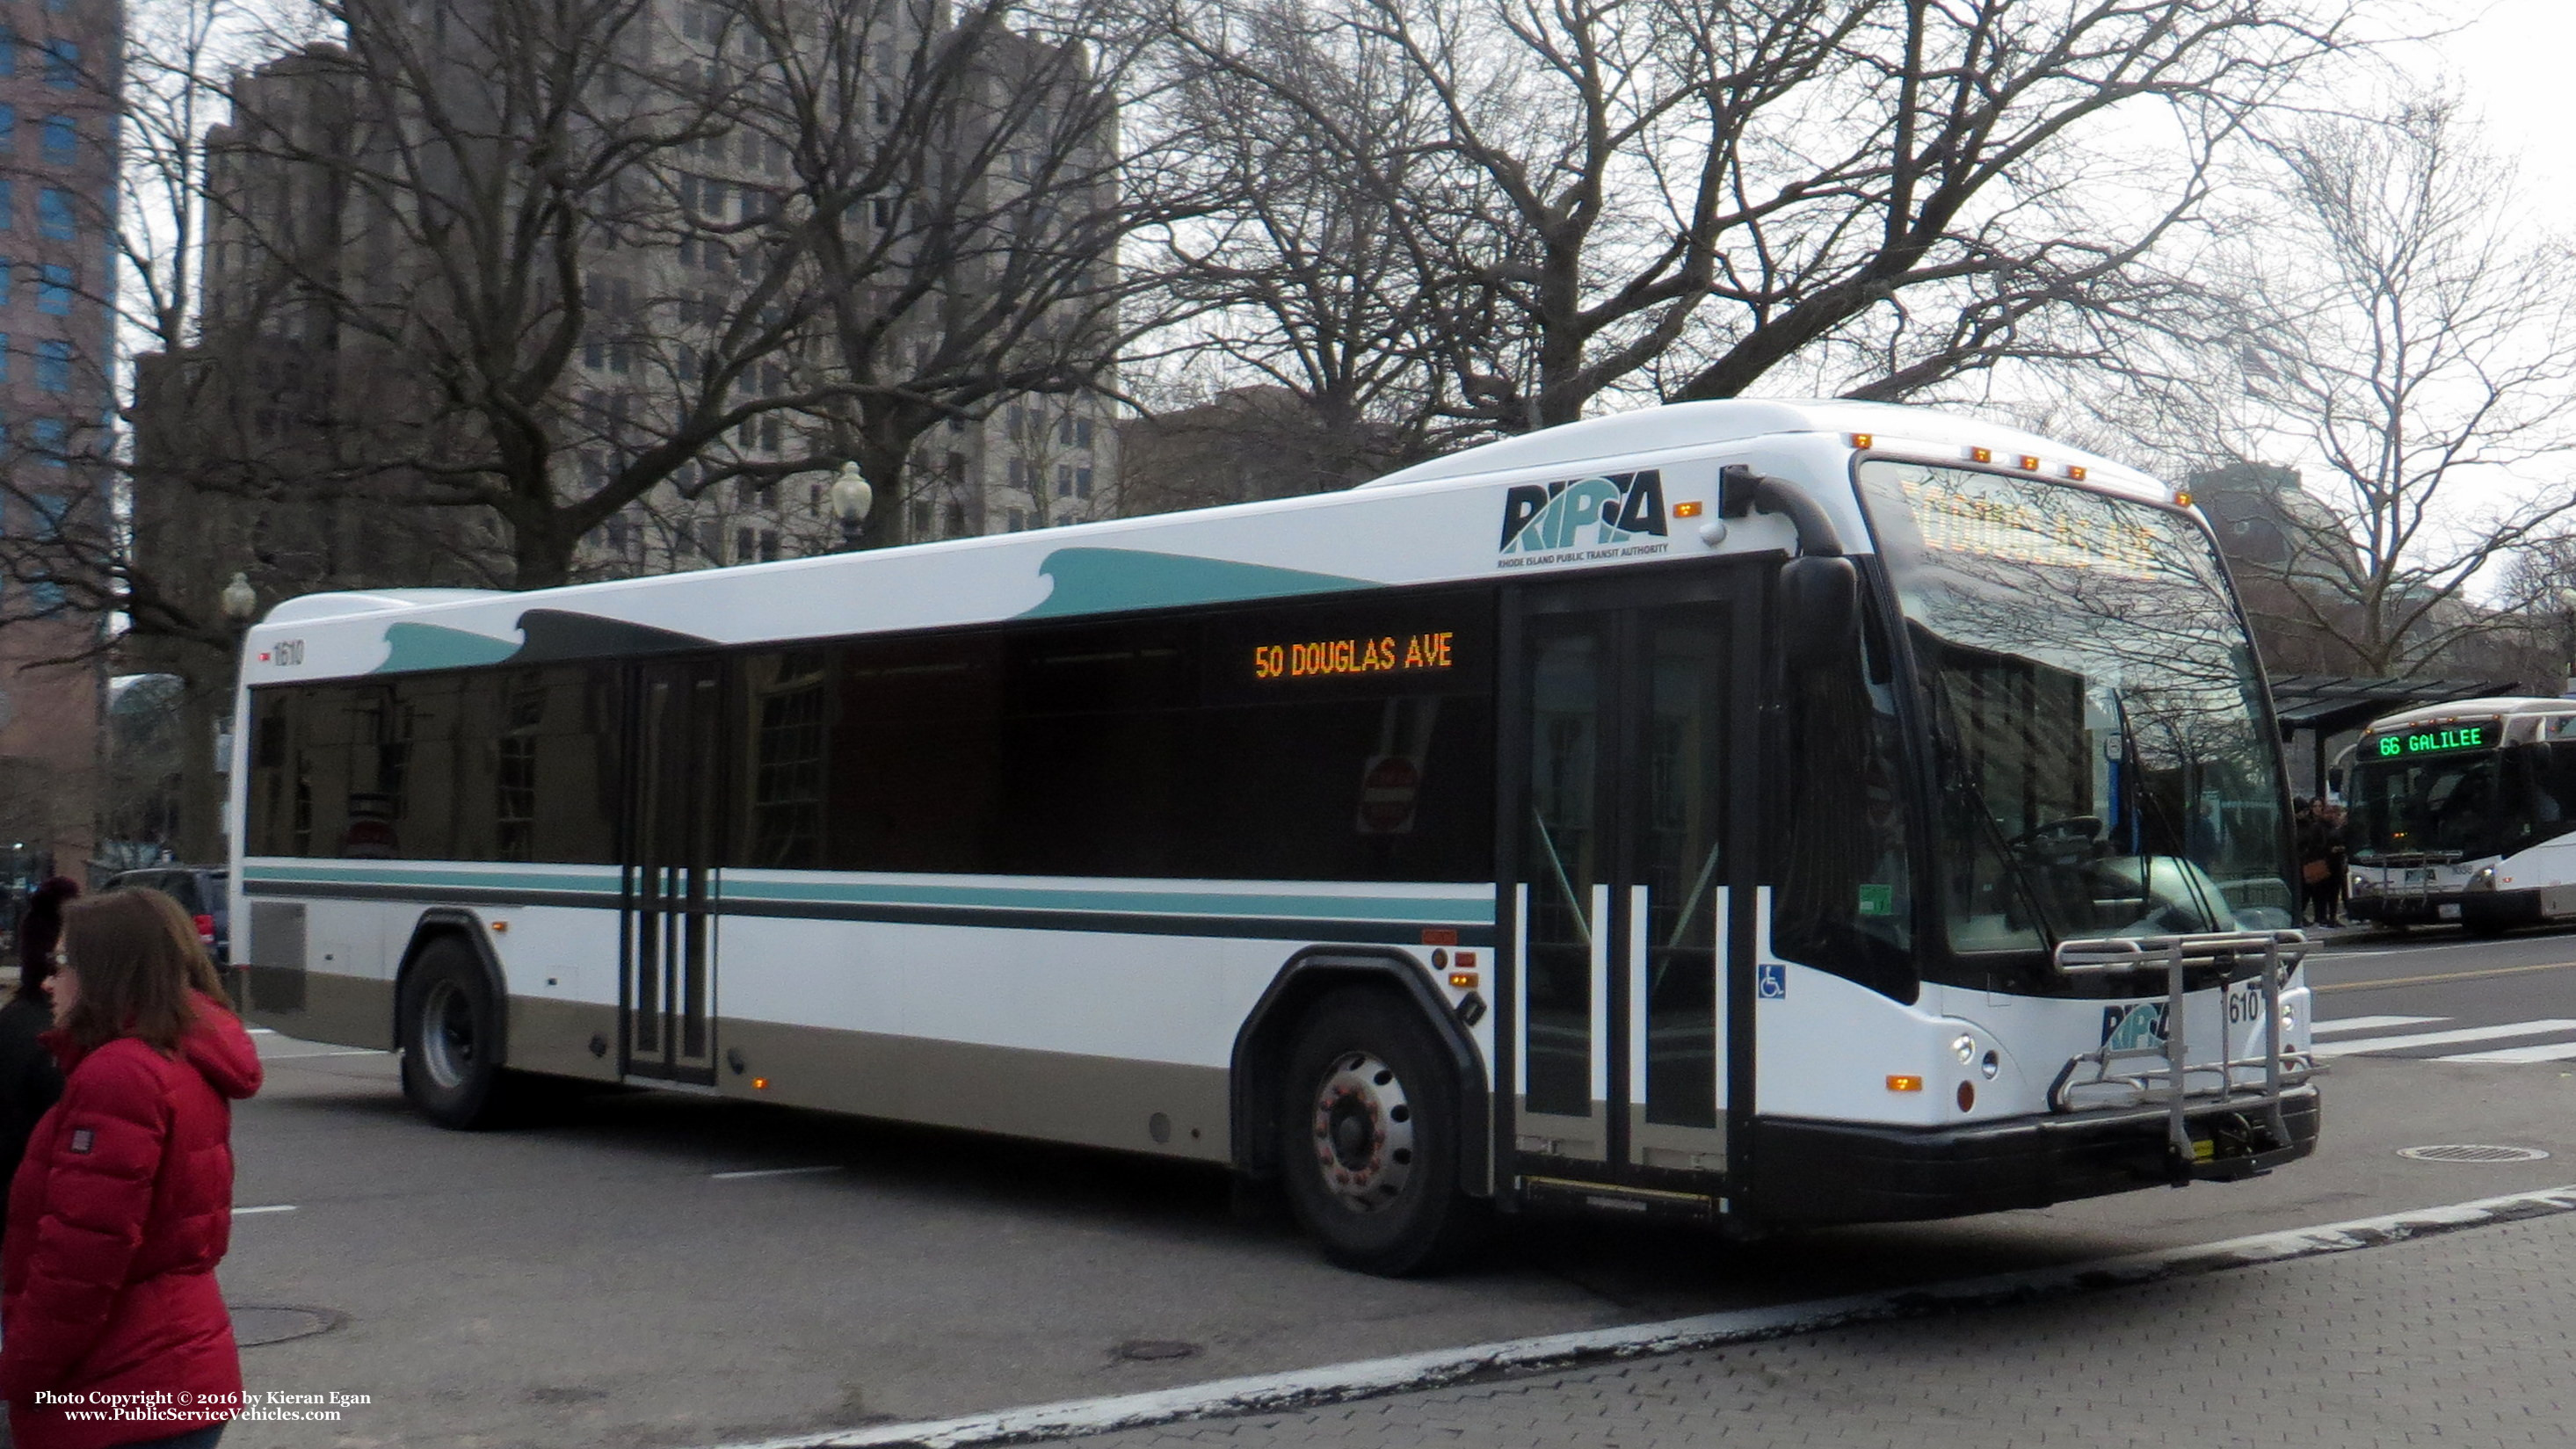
[1756,963,1787,1000]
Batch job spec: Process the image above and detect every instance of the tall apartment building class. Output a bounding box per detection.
[0,0,119,880]
[570,4,1119,576]
[140,0,1118,623]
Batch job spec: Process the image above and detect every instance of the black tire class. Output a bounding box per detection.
[398,936,517,1130]
[1278,987,1487,1276]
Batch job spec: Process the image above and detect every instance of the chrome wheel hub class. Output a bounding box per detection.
[420,981,476,1090]
[1311,1051,1415,1211]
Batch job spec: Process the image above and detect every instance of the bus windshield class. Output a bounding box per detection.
[2347,741,2576,863]
[1859,461,2295,968]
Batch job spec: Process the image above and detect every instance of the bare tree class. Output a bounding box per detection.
[2160,100,2576,677]
[732,0,1194,548]
[1159,0,2361,441]
[1150,0,1467,480]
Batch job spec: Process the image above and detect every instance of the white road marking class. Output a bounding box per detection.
[247,1027,277,1035]
[709,1165,841,1180]
[2439,1040,2576,1064]
[234,1205,298,1216]
[2312,1015,2447,1036]
[2312,1019,2576,1059]
[262,1048,386,1059]
[693,1185,2576,1449]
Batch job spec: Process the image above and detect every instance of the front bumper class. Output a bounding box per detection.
[2463,888,2551,931]
[2348,892,2464,925]
[1746,1086,2322,1226]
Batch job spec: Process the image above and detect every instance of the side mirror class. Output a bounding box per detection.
[1780,554,1859,669]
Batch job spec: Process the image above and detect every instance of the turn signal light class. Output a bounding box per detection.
[1849,432,1874,449]
[1673,500,1703,518]
[751,1077,771,1090]
[1886,1075,1925,1092]
[1448,972,1479,989]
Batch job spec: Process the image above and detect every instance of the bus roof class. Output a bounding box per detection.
[239,399,2173,684]
[1364,398,2159,497]
[2361,697,2576,734]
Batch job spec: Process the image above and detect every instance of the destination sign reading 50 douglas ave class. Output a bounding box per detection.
[1252,631,1458,681]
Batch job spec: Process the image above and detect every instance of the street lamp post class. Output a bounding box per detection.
[2558,586,2576,699]
[828,463,874,552]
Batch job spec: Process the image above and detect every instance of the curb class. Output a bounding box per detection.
[707,1183,2576,1449]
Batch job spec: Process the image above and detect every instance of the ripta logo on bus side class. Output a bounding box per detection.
[2101,1002,2168,1050]
[1496,471,1670,569]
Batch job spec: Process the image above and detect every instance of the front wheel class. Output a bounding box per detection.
[399,938,517,1130]
[1278,988,1486,1276]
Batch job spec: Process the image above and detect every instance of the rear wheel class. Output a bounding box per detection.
[1278,988,1486,1275]
[399,937,518,1130]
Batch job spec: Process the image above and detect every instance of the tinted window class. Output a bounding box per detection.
[722,589,1498,881]
[246,668,620,863]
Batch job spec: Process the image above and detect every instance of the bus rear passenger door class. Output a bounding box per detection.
[622,659,726,1084]
[1509,569,1760,1192]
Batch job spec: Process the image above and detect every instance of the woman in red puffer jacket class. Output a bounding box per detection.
[1,888,263,1449]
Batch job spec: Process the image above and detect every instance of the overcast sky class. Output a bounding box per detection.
[2427,1,2571,215]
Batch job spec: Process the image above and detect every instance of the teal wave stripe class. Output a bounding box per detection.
[1019,548,1371,619]
[239,862,1494,924]
[374,622,523,674]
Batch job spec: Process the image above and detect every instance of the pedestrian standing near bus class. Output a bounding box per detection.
[0,889,262,1449]
[0,879,77,1235]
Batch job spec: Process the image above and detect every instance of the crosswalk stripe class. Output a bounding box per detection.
[2312,1016,2447,1036]
[2312,1019,2576,1059]
[2437,1040,2576,1064]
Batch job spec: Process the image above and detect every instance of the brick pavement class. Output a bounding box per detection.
[1068,1211,2576,1448]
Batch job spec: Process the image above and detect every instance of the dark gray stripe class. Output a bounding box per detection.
[242,877,1498,947]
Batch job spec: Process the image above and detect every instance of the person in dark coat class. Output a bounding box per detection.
[0,879,77,1233]
[0,888,262,1449]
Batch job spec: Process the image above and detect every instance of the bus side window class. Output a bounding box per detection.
[1772,606,1916,1002]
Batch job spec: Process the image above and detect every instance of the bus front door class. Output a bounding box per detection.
[1510,569,1760,1193]
[621,659,726,1084]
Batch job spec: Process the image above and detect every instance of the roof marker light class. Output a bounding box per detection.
[2065,465,2087,482]
[1970,446,1992,464]
[1850,432,1874,449]
[2018,454,2042,472]
[2175,489,2195,508]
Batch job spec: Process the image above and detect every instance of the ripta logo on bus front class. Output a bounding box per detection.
[1497,471,1669,568]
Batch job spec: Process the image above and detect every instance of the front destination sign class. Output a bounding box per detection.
[2368,721,2496,759]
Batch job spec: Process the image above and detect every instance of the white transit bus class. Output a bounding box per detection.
[2341,697,2576,934]
[228,399,2318,1273]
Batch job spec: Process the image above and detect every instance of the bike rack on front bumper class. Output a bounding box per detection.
[2047,929,2318,1183]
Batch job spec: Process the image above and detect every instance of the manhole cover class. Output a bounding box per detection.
[2397,1144,2552,1163]
[1113,1339,1201,1363]
[229,1305,345,1347]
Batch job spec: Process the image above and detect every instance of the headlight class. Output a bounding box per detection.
[2468,867,2497,893]
[1953,1034,1977,1065]
[2348,873,2376,895]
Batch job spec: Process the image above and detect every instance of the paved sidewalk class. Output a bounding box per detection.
[1071,1210,2576,1448]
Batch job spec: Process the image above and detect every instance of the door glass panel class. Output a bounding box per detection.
[1523,617,1605,1119]
[1639,606,1726,1129]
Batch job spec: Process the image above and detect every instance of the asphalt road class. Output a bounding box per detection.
[209,920,2576,1449]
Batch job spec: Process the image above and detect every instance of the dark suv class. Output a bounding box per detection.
[104,866,230,962]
